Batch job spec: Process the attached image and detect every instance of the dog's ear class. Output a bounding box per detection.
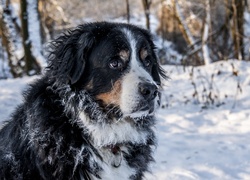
[152,63,161,85]
[69,33,94,84]
[47,28,94,85]
[152,62,167,86]
[138,28,167,86]
[150,47,167,86]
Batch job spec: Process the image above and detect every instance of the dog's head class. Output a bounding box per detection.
[47,22,166,120]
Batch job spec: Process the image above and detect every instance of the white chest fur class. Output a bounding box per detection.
[78,113,150,179]
[90,147,136,180]
[79,112,149,147]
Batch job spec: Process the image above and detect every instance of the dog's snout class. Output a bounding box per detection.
[139,82,158,101]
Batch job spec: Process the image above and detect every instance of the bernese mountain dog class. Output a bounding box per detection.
[0,22,166,179]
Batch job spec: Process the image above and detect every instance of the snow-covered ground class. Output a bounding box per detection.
[146,60,250,180]
[0,60,250,179]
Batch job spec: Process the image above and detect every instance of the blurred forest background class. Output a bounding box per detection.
[0,0,250,79]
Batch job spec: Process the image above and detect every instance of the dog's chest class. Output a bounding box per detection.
[90,146,135,180]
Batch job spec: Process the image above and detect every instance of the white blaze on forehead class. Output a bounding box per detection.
[121,28,154,82]
[120,28,156,115]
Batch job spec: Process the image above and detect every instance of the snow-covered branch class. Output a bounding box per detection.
[173,0,202,64]
[202,0,211,65]
[27,0,46,68]
[174,0,196,46]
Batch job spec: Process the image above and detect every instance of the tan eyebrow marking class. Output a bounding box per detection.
[140,48,148,60]
[119,50,130,61]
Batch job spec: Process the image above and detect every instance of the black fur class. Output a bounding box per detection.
[0,22,166,180]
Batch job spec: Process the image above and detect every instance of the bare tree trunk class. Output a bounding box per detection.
[174,0,195,46]
[142,0,151,30]
[20,0,34,75]
[38,0,51,42]
[245,0,249,11]
[221,0,232,60]
[231,0,244,60]
[202,0,211,65]
[126,0,130,23]
[20,0,42,75]
[173,0,202,64]
[0,0,23,77]
[159,0,166,46]
[236,0,244,59]
[27,0,46,68]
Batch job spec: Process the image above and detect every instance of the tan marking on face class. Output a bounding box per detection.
[95,80,121,106]
[140,48,148,60]
[85,78,94,90]
[119,50,129,62]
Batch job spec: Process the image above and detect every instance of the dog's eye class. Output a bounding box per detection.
[109,60,124,69]
[144,60,151,67]
[143,58,151,67]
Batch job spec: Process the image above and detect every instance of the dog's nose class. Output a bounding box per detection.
[139,82,158,101]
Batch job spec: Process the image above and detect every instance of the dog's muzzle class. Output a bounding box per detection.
[136,82,158,114]
[139,82,158,101]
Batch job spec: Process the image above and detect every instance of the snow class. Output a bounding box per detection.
[0,76,37,120]
[0,60,250,179]
[145,60,250,180]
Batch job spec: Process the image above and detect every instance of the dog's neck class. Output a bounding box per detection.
[55,84,155,147]
[49,84,155,178]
